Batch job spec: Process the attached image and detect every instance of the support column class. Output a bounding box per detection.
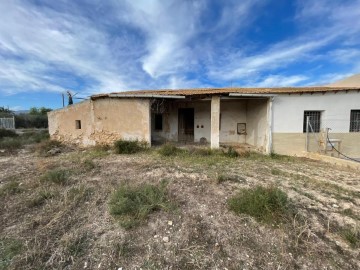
[265,97,274,154]
[211,96,220,148]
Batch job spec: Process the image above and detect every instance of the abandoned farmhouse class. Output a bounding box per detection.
[48,87,360,157]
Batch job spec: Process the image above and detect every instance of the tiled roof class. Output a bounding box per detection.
[91,86,360,99]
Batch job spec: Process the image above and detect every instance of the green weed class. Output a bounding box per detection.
[114,139,148,154]
[40,169,70,185]
[228,185,293,225]
[109,182,172,229]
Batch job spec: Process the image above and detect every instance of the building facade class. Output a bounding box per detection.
[48,87,360,158]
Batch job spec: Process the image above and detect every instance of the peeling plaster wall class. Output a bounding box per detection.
[246,99,268,151]
[92,98,151,145]
[220,100,247,144]
[48,100,95,146]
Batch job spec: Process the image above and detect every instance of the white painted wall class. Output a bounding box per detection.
[220,100,247,143]
[273,91,360,133]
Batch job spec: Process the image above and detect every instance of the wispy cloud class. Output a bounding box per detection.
[0,0,359,100]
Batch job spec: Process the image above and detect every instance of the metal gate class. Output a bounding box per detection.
[0,117,15,129]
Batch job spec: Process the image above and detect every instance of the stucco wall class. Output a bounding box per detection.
[246,99,268,151]
[151,98,269,150]
[48,98,151,146]
[219,100,247,144]
[92,98,151,144]
[48,100,95,145]
[273,91,360,132]
[272,91,360,157]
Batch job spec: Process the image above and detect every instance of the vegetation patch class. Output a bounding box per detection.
[0,181,22,197]
[157,143,184,156]
[109,182,172,229]
[0,129,18,139]
[114,139,148,154]
[228,185,294,225]
[35,139,63,156]
[223,147,239,158]
[340,226,360,248]
[27,190,54,208]
[40,169,70,185]
[0,238,23,269]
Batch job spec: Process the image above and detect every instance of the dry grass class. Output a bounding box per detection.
[1,144,360,269]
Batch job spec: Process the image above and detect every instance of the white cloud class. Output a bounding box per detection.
[245,75,308,87]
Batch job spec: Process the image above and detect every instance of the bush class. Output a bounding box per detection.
[35,140,62,155]
[40,169,69,185]
[0,129,18,139]
[114,140,147,154]
[340,227,360,248]
[27,191,54,207]
[0,181,22,197]
[0,137,22,151]
[109,183,171,229]
[0,238,23,268]
[224,147,239,158]
[228,186,293,224]
[158,143,183,156]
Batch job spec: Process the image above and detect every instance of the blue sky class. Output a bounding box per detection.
[1,0,360,110]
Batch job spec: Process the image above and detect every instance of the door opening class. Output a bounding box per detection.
[178,108,194,142]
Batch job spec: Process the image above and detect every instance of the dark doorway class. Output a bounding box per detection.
[178,108,194,142]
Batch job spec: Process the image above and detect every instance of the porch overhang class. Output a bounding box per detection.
[229,93,278,98]
[108,94,186,99]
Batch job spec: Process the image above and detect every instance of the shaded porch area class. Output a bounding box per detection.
[150,95,273,153]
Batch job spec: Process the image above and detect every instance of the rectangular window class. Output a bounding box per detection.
[154,114,163,131]
[303,111,321,133]
[75,120,81,129]
[350,110,360,132]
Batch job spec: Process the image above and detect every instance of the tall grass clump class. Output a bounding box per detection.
[223,147,239,158]
[114,139,147,154]
[0,181,22,197]
[109,183,172,229]
[157,143,183,156]
[0,238,23,268]
[340,226,360,248]
[228,185,293,224]
[0,137,22,151]
[35,140,63,155]
[40,169,70,185]
[0,129,18,138]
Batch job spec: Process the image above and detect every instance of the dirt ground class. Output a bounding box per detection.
[1,146,359,269]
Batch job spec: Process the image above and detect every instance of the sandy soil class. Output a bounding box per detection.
[0,148,359,269]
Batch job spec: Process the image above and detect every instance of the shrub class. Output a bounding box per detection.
[0,137,22,151]
[109,183,171,229]
[189,147,215,156]
[0,181,22,197]
[340,227,360,248]
[35,140,62,155]
[114,139,147,154]
[0,129,18,139]
[224,147,239,158]
[228,186,293,224]
[40,169,69,185]
[0,238,23,268]
[27,191,54,207]
[158,143,183,156]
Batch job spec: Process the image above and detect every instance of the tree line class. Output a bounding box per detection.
[0,106,52,128]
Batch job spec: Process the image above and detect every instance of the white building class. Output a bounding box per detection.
[48,86,360,158]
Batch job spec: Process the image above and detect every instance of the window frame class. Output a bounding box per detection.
[154,113,163,131]
[75,120,81,129]
[350,110,360,132]
[303,111,322,133]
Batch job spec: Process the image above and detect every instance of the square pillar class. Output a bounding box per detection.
[211,96,220,148]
